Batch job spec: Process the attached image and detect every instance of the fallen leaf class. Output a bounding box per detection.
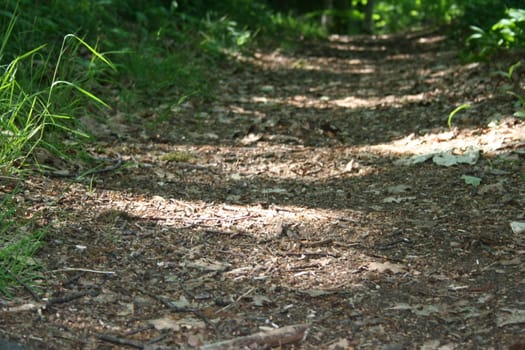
[413,304,442,316]
[117,302,134,316]
[448,284,469,291]
[382,196,416,203]
[343,159,359,172]
[510,221,525,234]
[421,339,441,350]
[497,308,525,327]
[187,334,203,347]
[250,294,272,306]
[261,187,288,194]
[381,343,406,350]
[261,85,275,93]
[183,258,231,272]
[432,152,460,167]
[328,338,354,350]
[298,289,336,297]
[498,257,522,266]
[461,175,481,187]
[149,316,181,331]
[386,184,412,194]
[433,149,480,167]
[171,295,192,309]
[387,303,413,311]
[388,303,443,316]
[437,131,456,141]
[478,182,505,194]
[368,261,407,274]
[240,133,263,145]
[394,153,435,166]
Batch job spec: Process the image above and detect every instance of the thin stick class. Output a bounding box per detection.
[216,287,255,313]
[96,333,144,349]
[47,288,99,305]
[199,324,309,350]
[6,268,43,302]
[50,268,116,275]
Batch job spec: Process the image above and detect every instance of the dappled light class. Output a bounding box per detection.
[370,122,525,156]
[1,1,524,349]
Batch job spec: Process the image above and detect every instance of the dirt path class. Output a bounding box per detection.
[2,30,525,349]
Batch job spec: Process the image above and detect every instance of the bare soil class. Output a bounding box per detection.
[1,30,525,350]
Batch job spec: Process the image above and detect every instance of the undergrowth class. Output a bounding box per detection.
[0,0,326,294]
[0,6,113,293]
[3,0,521,296]
[0,189,47,297]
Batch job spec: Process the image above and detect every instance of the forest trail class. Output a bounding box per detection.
[3,30,525,349]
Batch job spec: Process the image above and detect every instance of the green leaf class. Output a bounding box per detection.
[513,110,525,118]
[469,25,485,33]
[507,61,522,79]
[507,8,525,22]
[64,34,116,71]
[461,175,481,187]
[51,80,109,108]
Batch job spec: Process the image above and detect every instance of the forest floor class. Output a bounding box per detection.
[2,30,525,349]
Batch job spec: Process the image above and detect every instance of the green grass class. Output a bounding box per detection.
[0,8,114,294]
[0,34,113,174]
[0,189,47,296]
[447,103,471,128]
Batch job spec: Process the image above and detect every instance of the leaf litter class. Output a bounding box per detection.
[1,31,524,349]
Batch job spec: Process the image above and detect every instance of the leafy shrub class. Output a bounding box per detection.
[199,14,253,55]
[467,8,525,57]
[460,0,523,30]
[493,61,525,118]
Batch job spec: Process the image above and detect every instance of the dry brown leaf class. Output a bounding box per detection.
[368,261,407,274]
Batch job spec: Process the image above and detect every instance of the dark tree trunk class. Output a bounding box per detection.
[322,0,350,34]
[363,0,375,33]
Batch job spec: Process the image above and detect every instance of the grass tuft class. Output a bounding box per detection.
[0,189,46,296]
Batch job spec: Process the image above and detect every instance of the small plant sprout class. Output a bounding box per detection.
[447,103,471,128]
[494,60,522,80]
[494,61,525,118]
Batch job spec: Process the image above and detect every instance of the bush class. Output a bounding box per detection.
[467,8,525,58]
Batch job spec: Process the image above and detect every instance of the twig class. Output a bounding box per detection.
[62,271,87,287]
[173,162,210,170]
[301,238,333,248]
[0,175,19,181]
[282,252,340,258]
[50,267,116,275]
[203,229,251,239]
[193,309,218,334]
[6,268,43,302]
[216,287,255,313]
[199,323,309,350]
[4,287,101,313]
[96,333,144,349]
[41,155,123,178]
[47,288,99,306]
[125,324,155,336]
[364,253,406,264]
